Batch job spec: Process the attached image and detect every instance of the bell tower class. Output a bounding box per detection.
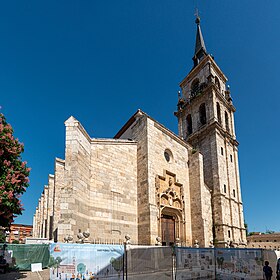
[175,15,247,247]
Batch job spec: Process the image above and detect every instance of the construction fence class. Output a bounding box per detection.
[0,243,49,270]
[1,243,278,279]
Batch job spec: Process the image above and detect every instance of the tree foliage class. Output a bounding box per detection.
[110,257,123,273]
[0,231,5,243]
[49,256,63,268]
[0,113,30,227]
[77,263,86,274]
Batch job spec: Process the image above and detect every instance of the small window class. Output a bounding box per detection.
[199,103,207,125]
[233,189,236,197]
[228,230,231,238]
[216,102,221,124]
[230,155,233,162]
[186,114,193,135]
[215,77,220,90]
[191,78,200,97]
[221,147,224,155]
[225,111,230,132]
[224,184,227,193]
[164,149,173,163]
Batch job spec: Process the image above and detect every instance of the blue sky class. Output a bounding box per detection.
[1,1,279,233]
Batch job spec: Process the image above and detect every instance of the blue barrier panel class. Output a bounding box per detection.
[49,243,124,280]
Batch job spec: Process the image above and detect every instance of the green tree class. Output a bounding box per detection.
[0,113,30,227]
[244,222,248,236]
[77,263,86,274]
[110,257,123,279]
[48,256,63,277]
[48,256,56,268]
[0,231,5,243]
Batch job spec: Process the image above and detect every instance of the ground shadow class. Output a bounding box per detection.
[0,270,27,279]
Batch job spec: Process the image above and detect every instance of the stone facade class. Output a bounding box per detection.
[247,233,280,251]
[174,51,246,247]
[34,111,215,246]
[33,17,246,248]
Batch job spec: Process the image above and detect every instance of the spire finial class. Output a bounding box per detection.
[192,9,207,67]
[195,8,200,25]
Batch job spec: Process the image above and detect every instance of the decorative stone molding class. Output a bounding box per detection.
[155,170,185,244]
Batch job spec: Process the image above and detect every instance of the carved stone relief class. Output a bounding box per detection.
[155,170,185,244]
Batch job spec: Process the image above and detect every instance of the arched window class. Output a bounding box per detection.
[199,103,206,125]
[191,78,200,98]
[225,111,230,132]
[215,76,220,90]
[216,102,221,124]
[191,78,199,92]
[186,114,193,135]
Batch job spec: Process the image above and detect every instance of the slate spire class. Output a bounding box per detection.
[193,14,208,67]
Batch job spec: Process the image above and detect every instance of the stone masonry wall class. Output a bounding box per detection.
[56,116,138,243]
[122,112,150,244]
[57,116,91,241]
[42,186,48,238]
[189,150,213,247]
[90,139,138,243]
[53,158,65,242]
[46,175,54,240]
[146,118,192,245]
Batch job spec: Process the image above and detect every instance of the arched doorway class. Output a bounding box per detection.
[161,214,175,246]
[160,207,183,246]
[156,171,185,246]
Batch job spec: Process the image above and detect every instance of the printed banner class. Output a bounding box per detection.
[215,249,264,280]
[175,248,267,280]
[176,248,215,279]
[49,243,124,280]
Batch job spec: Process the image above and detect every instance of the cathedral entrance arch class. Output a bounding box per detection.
[155,170,185,245]
[161,214,175,246]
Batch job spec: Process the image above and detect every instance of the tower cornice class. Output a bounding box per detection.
[175,83,235,114]
[180,55,227,88]
[186,121,239,147]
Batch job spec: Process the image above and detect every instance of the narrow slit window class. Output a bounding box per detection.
[225,111,230,132]
[216,102,221,124]
[186,114,193,135]
[199,103,207,125]
[221,147,224,155]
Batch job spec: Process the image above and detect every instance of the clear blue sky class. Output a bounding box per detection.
[1,1,279,233]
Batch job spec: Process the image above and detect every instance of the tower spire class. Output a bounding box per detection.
[193,11,208,67]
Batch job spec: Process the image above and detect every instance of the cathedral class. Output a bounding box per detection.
[33,16,247,248]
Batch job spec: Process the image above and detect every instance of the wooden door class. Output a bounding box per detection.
[161,215,175,246]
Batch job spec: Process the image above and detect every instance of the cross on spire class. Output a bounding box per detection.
[194,8,200,22]
[193,10,208,67]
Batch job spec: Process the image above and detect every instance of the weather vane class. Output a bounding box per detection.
[194,7,200,24]
[194,7,199,18]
